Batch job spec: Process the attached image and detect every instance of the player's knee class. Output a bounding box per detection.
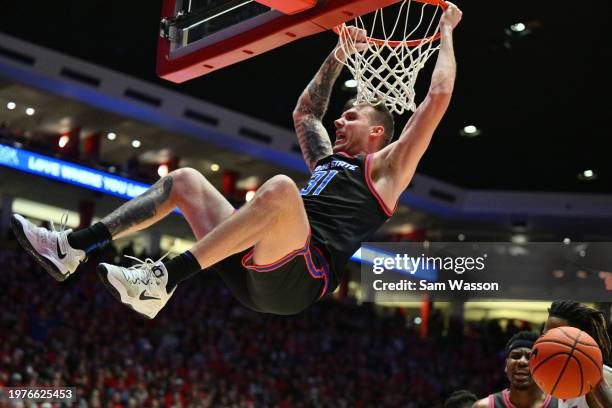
[269,175,298,195]
[256,175,298,207]
[170,167,204,185]
[168,167,206,197]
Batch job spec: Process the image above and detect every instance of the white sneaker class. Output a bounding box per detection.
[97,255,176,319]
[11,214,86,281]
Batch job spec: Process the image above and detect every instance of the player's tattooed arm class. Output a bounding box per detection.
[295,53,343,119]
[293,52,342,171]
[294,115,333,172]
[101,177,173,237]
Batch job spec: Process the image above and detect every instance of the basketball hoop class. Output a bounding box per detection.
[334,0,448,115]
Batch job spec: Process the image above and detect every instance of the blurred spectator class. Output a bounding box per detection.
[444,390,478,408]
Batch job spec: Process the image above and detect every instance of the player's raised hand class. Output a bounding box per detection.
[335,26,368,61]
[440,2,462,30]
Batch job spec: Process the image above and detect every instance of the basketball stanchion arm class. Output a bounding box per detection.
[160,0,255,38]
[157,0,405,82]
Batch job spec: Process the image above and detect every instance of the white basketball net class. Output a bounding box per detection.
[335,0,445,115]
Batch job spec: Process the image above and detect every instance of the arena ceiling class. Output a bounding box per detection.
[1,0,604,194]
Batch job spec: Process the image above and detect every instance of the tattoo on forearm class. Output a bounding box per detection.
[296,54,343,119]
[293,53,342,169]
[295,116,333,170]
[101,177,173,236]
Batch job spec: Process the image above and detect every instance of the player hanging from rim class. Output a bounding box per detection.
[473,332,560,408]
[542,301,612,408]
[10,3,462,319]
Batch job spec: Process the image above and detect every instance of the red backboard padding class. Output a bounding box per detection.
[253,0,317,15]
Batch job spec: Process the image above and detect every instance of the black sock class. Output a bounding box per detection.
[165,251,202,290]
[67,222,112,253]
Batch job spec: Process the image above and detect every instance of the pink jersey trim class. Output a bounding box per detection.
[364,154,396,217]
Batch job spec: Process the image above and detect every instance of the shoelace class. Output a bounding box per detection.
[47,213,88,263]
[122,253,170,285]
[49,213,69,236]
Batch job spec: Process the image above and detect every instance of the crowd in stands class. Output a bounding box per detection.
[0,239,604,408]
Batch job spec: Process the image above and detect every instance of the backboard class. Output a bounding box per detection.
[157,0,402,83]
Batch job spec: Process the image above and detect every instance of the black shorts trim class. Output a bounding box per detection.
[240,232,330,298]
[214,233,331,315]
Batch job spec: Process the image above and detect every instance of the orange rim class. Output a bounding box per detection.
[333,0,448,48]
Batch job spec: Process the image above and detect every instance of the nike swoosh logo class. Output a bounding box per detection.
[56,239,67,259]
[139,290,160,301]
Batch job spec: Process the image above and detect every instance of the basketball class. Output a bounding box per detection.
[529,326,603,399]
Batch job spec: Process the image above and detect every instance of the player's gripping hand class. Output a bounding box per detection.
[440,2,462,30]
[335,26,368,62]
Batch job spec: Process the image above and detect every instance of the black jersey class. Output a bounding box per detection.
[301,153,394,292]
[488,389,558,408]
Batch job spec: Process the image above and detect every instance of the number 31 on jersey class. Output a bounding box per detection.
[300,170,338,196]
